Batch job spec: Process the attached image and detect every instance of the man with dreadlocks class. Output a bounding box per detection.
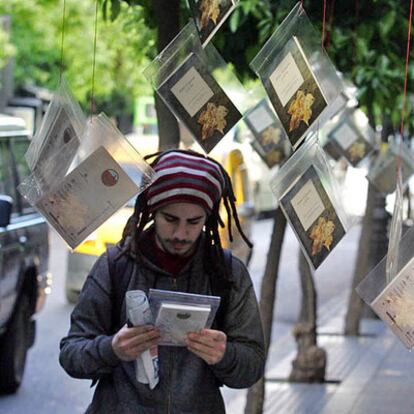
[59,149,265,414]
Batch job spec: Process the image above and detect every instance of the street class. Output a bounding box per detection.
[0,218,360,413]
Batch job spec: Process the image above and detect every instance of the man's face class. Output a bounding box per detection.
[154,202,207,256]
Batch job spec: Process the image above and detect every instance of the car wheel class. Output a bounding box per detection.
[0,294,31,394]
[65,288,79,304]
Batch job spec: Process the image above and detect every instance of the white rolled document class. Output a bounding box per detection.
[125,290,159,390]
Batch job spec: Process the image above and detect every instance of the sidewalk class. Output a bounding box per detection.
[225,292,414,414]
[223,220,414,414]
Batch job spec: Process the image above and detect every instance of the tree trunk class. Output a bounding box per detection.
[152,0,180,150]
[289,251,326,382]
[244,208,287,414]
[344,114,390,335]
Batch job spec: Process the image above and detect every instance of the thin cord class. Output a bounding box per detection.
[397,0,413,174]
[90,0,99,115]
[321,0,327,49]
[326,0,336,50]
[59,0,66,83]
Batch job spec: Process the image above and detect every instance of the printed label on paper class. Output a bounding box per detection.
[270,52,304,107]
[333,122,359,150]
[371,257,414,349]
[35,146,139,248]
[171,66,214,117]
[246,104,275,133]
[290,179,325,231]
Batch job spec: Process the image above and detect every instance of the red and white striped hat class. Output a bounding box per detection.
[146,151,225,213]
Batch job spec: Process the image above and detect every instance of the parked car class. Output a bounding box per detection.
[0,113,51,393]
[65,132,255,303]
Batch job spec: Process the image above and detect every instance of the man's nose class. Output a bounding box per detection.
[173,221,187,239]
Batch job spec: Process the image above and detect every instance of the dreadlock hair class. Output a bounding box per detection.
[118,149,252,282]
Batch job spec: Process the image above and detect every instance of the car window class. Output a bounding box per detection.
[10,138,34,213]
[0,139,17,212]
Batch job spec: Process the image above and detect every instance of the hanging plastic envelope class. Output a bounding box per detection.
[327,107,376,167]
[270,136,352,270]
[18,113,155,249]
[188,0,238,45]
[25,78,86,186]
[243,98,292,169]
[367,140,414,194]
[143,21,247,154]
[356,222,414,350]
[250,2,344,150]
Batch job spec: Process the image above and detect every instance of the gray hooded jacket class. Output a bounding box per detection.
[59,235,265,414]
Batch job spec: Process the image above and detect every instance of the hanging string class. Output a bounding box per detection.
[326,0,336,50]
[397,0,413,174]
[321,0,327,49]
[59,0,67,84]
[90,0,99,115]
[399,0,413,144]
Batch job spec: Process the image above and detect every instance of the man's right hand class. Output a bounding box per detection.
[112,324,160,361]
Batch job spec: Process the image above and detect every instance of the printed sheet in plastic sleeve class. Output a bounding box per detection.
[149,288,221,346]
[188,0,238,46]
[367,140,414,194]
[325,107,377,167]
[143,21,248,154]
[357,225,414,350]
[250,2,344,150]
[25,78,86,187]
[18,113,155,249]
[270,136,352,270]
[243,98,292,169]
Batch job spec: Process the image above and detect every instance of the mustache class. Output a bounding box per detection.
[168,239,191,245]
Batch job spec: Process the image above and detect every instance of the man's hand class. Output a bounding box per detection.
[186,329,227,365]
[112,324,160,362]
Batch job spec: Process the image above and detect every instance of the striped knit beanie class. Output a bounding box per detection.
[146,151,226,213]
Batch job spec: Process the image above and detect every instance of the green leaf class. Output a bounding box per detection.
[229,7,240,33]
[378,10,396,38]
[110,0,121,21]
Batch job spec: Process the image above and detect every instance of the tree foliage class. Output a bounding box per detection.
[0,0,155,115]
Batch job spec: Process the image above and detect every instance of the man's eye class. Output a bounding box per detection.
[164,216,176,223]
[188,220,201,225]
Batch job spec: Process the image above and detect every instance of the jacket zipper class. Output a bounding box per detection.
[167,277,177,413]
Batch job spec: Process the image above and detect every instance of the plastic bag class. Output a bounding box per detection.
[148,288,221,346]
[243,98,292,168]
[356,225,414,350]
[25,78,86,184]
[188,0,238,45]
[18,113,155,249]
[270,136,351,270]
[143,21,247,153]
[250,2,343,150]
[367,139,414,194]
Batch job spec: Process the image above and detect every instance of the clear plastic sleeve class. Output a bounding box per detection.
[188,0,238,46]
[250,2,344,150]
[243,98,292,169]
[367,140,414,194]
[143,21,247,153]
[18,113,155,249]
[325,107,377,167]
[386,171,404,284]
[356,225,414,350]
[126,290,159,390]
[148,288,221,346]
[270,136,352,270]
[25,78,86,182]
